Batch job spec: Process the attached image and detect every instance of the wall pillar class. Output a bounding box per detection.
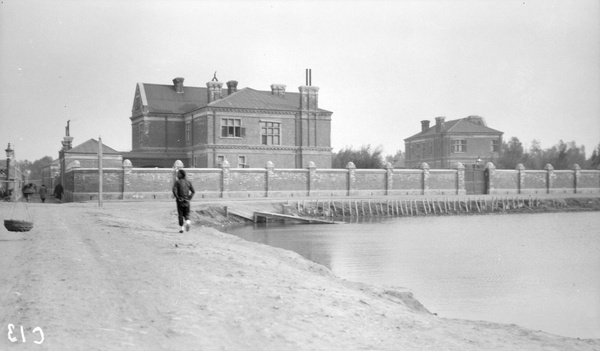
[346,162,356,196]
[384,162,393,195]
[421,162,430,195]
[573,164,581,194]
[307,161,316,197]
[544,164,554,194]
[456,162,466,195]
[123,159,132,199]
[221,159,230,198]
[516,163,525,194]
[265,161,274,197]
[485,162,495,195]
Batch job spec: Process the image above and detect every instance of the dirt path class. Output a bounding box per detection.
[1,201,598,350]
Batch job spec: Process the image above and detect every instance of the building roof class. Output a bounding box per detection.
[66,139,121,155]
[139,82,331,115]
[405,116,503,141]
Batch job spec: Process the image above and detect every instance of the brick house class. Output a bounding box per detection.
[53,137,123,190]
[123,76,333,169]
[404,116,503,169]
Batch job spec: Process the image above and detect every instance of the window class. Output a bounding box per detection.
[217,155,225,167]
[491,139,500,152]
[414,144,421,160]
[138,123,143,144]
[221,118,242,138]
[238,156,247,168]
[260,121,281,145]
[185,121,191,145]
[453,139,467,153]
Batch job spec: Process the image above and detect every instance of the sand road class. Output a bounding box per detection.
[1,201,598,350]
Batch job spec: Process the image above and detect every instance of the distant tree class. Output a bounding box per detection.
[332,145,384,169]
[497,137,524,169]
[546,140,586,170]
[523,139,544,170]
[18,156,53,180]
[385,149,404,168]
[587,143,600,169]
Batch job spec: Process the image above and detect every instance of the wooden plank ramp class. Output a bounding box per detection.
[253,211,338,224]
[226,208,255,221]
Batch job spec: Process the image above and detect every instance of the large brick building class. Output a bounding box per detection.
[404,115,503,169]
[123,76,333,169]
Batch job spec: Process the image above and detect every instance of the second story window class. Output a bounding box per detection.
[221,118,243,138]
[491,139,500,152]
[261,121,281,145]
[453,139,467,153]
[185,121,191,145]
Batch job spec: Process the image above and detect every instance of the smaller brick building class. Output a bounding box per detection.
[404,116,503,169]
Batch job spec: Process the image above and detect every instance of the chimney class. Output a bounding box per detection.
[421,120,430,133]
[270,84,286,97]
[435,116,446,133]
[299,86,319,110]
[173,77,184,93]
[226,80,238,95]
[207,81,223,103]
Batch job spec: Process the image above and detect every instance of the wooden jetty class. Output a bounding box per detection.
[253,211,337,224]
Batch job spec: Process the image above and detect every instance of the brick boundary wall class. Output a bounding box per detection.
[485,163,600,195]
[61,160,600,202]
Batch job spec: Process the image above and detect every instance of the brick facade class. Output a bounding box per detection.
[125,77,333,169]
[60,159,599,202]
[405,116,503,169]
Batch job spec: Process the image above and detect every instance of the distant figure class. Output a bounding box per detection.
[54,183,64,202]
[22,183,35,202]
[39,184,48,203]
[212,71,218,82]
[172,169,195,233]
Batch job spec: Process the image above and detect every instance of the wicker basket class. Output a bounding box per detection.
[4,219,34,232]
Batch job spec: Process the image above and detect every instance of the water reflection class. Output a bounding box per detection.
[224,212,600,339]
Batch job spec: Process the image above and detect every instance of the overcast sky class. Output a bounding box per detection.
[1,0,598,163]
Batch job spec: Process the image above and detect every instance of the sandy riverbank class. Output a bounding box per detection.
[1,200,599,350]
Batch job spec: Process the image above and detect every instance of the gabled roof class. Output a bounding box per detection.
[66,139,120,154]
[141,84,216,114]
[405,117,503,141]
[139,83,331,114]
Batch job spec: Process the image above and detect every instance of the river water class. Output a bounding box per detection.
[224,212,600,339]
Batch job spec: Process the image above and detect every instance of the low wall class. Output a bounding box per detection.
[61,160,600,202]
[486,163,600,195]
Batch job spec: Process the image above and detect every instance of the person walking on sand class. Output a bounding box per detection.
[172,169,195,233]
[39,184,48,203]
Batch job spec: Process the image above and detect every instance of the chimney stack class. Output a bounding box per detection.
[421,120,430,133]
[226,80,238,95]
[299,86,319,110]
[435,116,446,133]
[270,84,286,97]
[173,77,184,93]
[206,81,223,103]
